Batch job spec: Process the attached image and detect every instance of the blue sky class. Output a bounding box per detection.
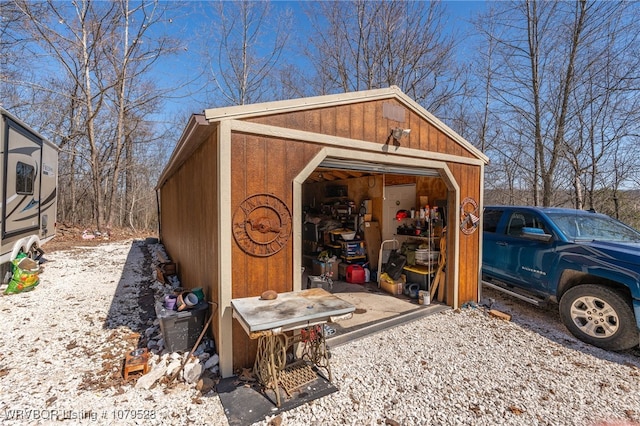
[150,1,489,122]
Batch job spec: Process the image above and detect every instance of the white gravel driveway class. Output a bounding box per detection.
[1,240,638,425]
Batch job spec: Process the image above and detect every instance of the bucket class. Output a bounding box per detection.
[191,287,205,301]
[419,290,430,305]
[164,294,177,310]
[184,292,198,307]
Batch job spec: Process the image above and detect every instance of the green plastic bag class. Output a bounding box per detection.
[4,255,41,294]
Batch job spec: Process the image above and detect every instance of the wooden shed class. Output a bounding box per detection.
[156,86,489,378]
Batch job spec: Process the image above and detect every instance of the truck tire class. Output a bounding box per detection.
[559,285,639,351]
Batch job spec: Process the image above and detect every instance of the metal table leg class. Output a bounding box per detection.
[253,334,287,407]
[300,324,332,382]
[252,324,335,407]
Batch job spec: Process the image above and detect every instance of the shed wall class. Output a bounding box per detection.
[160,131,221,345]
[447,162,482,303]
[230,132,324,368]
[241,99,482,308]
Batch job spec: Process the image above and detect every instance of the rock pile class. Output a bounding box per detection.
[134,242,220,392]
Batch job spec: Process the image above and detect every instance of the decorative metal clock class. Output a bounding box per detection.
[232,193,292,257]
[460,197,480,235]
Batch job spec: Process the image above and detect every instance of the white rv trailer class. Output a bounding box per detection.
[0,108,58,274]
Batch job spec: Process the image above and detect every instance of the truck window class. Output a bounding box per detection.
[507,213,526,236]
[505,211,548,237]
[483,209,503,233]
[16,161,35,195]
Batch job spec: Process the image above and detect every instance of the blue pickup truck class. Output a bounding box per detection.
[482,206,640,351]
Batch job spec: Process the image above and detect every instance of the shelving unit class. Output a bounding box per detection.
[302,186,361,263]
[393,216,443,293]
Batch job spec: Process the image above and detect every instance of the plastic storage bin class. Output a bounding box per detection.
[155,300,208,352]
[402,265,434,291]
[341,240,366,258]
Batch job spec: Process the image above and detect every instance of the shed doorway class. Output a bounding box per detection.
[298,158,456,342]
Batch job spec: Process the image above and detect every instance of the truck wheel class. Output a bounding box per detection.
[559,285,639,351]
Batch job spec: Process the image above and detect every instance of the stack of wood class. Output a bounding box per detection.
[155,249,177,284]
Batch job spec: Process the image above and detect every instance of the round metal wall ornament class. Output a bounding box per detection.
[232,193,292,257]
[460,197,480,235]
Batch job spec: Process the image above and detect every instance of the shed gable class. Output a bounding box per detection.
[204,86,488,165]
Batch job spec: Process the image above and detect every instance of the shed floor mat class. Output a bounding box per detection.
[216,370,337,426]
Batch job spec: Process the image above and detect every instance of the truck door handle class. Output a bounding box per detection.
[496,241,507,246]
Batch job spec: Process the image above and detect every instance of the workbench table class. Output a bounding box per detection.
[231,288,355,406]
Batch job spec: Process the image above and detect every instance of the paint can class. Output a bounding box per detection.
[419,290,430,305]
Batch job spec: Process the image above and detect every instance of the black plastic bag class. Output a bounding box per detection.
[384,249,407,280]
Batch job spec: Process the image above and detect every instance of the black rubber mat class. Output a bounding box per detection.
[216,371,337,426]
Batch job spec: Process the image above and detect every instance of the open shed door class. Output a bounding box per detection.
[318,159,440,177]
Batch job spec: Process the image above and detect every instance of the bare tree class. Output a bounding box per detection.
[9,0,182,232]
[103,0,181,229]
[12,0,118,229]
[476,0,640,208]
[0,1,25,109]
[303,0,462,116]
[497,0,585,206]
[566,3,640,212]
[201,0,293,106]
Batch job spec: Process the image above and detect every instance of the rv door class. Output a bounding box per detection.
[2,118,42,239]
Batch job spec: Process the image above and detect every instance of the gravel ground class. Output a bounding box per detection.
[1,239,639,425]
[0,240,227,425]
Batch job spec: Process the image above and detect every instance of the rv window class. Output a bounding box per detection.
[16,162,35,195]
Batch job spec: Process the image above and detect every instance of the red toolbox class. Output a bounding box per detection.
[346,264,366,284]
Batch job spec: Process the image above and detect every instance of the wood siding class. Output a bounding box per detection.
[159,130,221,347]
[248,99,478,160]
[447,162,482,304]
[230,132,323,368]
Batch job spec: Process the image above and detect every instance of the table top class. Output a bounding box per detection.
[231,288,355,333]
